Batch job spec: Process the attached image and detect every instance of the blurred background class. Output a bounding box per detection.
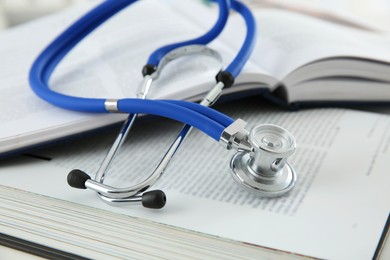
[0,0,83,29]
[0,0,389,32]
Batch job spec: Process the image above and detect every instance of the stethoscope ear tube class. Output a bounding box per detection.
[68,169,167,209]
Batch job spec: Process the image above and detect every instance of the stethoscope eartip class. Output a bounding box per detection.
[67,169,167,209]
[141,190,167,209]
[67,169,91,189]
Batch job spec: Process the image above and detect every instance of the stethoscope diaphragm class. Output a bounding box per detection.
[230,124,296,197]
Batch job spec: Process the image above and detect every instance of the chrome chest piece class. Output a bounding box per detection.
[221,120,297,197]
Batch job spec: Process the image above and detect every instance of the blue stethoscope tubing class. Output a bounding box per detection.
[29,0,256,142]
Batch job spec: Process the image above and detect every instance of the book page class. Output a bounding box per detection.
[0,2,130,153]
[289,78,390,102]
[205,7,390,83]
[154,2,390,103]
[1,99,389,259]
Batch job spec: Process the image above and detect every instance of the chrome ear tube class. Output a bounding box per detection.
[67,45,224,209]
[220,120,297,197]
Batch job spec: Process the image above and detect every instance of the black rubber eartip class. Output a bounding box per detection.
[216,70,234,88]
[142,64,156,76]
[67,169,91,189]
[142,190,166,209]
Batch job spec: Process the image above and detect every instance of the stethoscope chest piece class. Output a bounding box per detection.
[230,124,297,197]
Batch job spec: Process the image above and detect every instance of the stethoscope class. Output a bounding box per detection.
[29,0,297,209]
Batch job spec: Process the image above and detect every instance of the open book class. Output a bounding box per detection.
[1,0,390,155]
[0,99,389,259]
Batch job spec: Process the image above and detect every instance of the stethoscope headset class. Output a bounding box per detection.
[29,0,297,209]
